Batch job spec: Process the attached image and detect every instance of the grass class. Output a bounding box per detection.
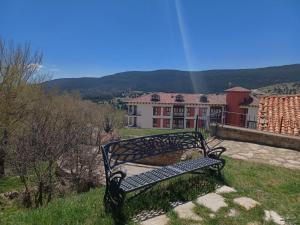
[118,128,208,139]
[1,157,299,225]
[1,189,114,225]
[0,176,23,193]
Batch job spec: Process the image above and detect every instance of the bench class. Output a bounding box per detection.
[101,129,226,211]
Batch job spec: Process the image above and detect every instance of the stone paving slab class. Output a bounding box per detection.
[264,210,285,225]
[208,138,300,170]
[174,202,202,221]
[138,191,288,225]
[233,197,260,210]
[140,214,169,225]
[196,193,227,212]
[247,222,260,225]
[215,185,237,194]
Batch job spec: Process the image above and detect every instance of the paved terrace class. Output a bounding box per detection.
[207,138,300,170]
[122,139,300,177]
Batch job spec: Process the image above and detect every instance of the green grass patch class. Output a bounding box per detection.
[222,157,300,224]
[1,157,299,225]
[124,171,218,217]
[0,176,23,193]
[2,188,114,225]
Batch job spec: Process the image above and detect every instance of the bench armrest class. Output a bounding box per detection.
[108,170,126,187]
[207,146,226,159]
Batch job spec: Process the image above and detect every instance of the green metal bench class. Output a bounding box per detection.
[102,125,226,211]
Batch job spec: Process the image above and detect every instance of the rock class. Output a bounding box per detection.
[215,186,237,194]
[196,193,227,212]
[264,210,285,225]
[227,208,239,217]
[174,202,202,221]
[209,213,215,218]
[233,197,260,210]
[140,214,170,225]
[247,222,261,225]
[232,155,248,160]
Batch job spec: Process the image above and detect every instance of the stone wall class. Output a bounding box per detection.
[210,124,300,151]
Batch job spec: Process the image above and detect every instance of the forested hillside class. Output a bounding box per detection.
[45,64,300,99]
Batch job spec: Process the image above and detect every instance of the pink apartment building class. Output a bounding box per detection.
[126,87,259,129]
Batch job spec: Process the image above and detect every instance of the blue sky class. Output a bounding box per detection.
[1,0,300,79]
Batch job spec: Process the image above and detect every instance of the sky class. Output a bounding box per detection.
[1,0,300,79]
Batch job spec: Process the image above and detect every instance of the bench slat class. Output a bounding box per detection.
[120,157,220,192]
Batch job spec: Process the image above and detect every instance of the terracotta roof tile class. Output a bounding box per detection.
[257,95,300,136]
[126,92,226,105]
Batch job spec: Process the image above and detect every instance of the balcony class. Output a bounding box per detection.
[128,111,140,116]
[173,112,184,117]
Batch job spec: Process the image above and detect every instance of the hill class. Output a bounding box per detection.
[44,64,300,100]
[257,82,300,95]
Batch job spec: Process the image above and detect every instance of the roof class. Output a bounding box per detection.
[126,92,227,105]
[225,87,251,92]
[257,95,300,136]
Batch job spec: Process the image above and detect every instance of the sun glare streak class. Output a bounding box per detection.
[174,0,204,93]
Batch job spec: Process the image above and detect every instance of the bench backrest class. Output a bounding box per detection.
[101,131,207,171]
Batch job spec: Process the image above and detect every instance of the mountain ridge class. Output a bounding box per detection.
[44,64,300,99]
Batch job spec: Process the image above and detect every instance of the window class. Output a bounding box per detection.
[210,107,222,123]
[153,118,160,128]
[163,119,170,128]
[174,107,184,113]
[173,106,184,117]
[163,107,171,116]
[187,107,195,117]
[175,94,184,102]
[198,108,207,117]
[199,95,208,103]
[151,94,160,102]
[128,105,137,115]
[153,107,161,116]
[186,119,194,128]
[173,119,184,129]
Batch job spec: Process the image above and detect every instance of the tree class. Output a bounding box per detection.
[101,105,126,133]
[0,38,43,177]
[8,93,124,206]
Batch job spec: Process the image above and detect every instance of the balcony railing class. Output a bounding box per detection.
[128,111,140,116]
[173,112,184,117]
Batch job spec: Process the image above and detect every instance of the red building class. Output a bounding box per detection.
[225,87,252,127]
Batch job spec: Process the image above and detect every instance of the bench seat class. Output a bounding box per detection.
[120,157,222,192]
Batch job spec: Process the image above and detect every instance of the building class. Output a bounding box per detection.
[257,95,300,136]
[126,87,259,129]
[225,87,259,128]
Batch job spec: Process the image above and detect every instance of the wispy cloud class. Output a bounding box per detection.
[27,63,43,71]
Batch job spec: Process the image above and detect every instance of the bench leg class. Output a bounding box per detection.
[209,158,225,176]
[104,185,125,213]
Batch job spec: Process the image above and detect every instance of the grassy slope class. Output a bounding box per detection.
[1,157,299,225]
